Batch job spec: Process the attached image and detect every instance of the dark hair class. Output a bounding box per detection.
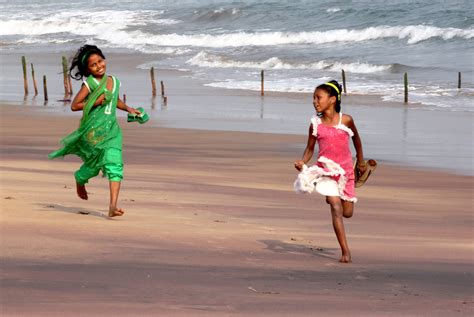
[69,44,106,80]
[316,80,342,113]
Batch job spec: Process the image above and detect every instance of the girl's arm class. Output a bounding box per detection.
[294,124,317,171]
[71,84,89,111]
[346,115,367,173]
[116,98,141,115]
[70,84,105,111]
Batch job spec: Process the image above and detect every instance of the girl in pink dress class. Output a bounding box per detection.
[294,80,367,263]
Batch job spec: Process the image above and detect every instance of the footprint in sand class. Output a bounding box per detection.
[4,196,14,200]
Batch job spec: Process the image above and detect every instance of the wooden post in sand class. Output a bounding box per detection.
[62,56,69,97]
[150,67,157,97]
[43,75,48,102]
[404,72,408,104]
[341,69,347,94]
[67,75,73,95]
[261,70,264,96]
[22,56,28,95]
[458,72,461,89]
[31,63,38,96]
[160,80,165,97]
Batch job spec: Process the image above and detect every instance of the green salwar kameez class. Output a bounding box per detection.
[49,74,123,185]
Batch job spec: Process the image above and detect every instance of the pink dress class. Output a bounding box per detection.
[294,113,357,202]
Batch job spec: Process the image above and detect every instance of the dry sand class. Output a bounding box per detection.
[0,105,473,316]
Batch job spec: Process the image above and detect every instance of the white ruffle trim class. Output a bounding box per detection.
[336,124,354,137]
[294,156,357,202]
[310,115,354,138]
[311,116,319,137]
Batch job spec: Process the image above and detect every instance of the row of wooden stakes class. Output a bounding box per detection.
[21,56,464,105]
[21,56,52,101]
[21,56,169,105]
[21,55,83,102]
[149,67,167,105]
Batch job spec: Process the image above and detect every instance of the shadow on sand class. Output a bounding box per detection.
[259,239,338,261]
[37,203,108,219]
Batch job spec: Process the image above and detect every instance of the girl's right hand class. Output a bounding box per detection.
[127,107,141,115]
[294,160,305,171]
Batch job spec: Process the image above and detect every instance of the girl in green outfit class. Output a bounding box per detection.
[49,45,141,217]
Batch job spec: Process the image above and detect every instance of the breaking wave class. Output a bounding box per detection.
[187,51,391,73]
[1,16,472,48]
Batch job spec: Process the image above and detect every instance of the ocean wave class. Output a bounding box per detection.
[204,77,330,93]
[326,8,341,13]
[16,37,75,45]
[389,63,420,73]
[0,10,179,37]
[193,7,241,21]
[187,51,391,73]
[1,19,471,48]
[100,25,472,47]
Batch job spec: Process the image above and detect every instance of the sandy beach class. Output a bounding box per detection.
[2,1,474,315]
[1,104,472,316]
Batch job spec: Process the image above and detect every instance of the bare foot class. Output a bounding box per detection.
[108,206,125,217]
[76,182,88,200]
[339,253,352,263]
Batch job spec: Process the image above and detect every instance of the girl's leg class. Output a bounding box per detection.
[76,183,88,200]
[103,149,124,217]
[342,200,354,218]
[74,164,100,200]
[326,196,351,263]
[326,197,354,218]
[109,181,124,217]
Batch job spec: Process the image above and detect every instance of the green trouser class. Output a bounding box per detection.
[74,148,123,185]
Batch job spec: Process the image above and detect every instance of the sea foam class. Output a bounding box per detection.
[111,25,474,47]
[1,15,472,48]
[0,10,179,37]
[187,51,391,73]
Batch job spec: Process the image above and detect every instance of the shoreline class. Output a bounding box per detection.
[1,104,473,316]
[0,50,458,108]
[1,51,473,175]
[1,101,472,176]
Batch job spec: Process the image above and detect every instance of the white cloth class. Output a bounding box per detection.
[293,162,342,197]
[315,177,339,196]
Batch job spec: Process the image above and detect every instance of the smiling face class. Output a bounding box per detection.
[86,53,106,78]
[313,88,336,113]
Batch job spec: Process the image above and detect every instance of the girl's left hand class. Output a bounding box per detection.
[356,161,367,174]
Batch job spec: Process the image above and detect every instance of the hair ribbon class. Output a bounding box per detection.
[324,82,341,101]
[81,52,91,66]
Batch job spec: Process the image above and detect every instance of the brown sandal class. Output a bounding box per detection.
[354,159,377,188]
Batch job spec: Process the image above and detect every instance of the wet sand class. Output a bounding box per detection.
[0,105,472,316]
[1,51,472,175]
